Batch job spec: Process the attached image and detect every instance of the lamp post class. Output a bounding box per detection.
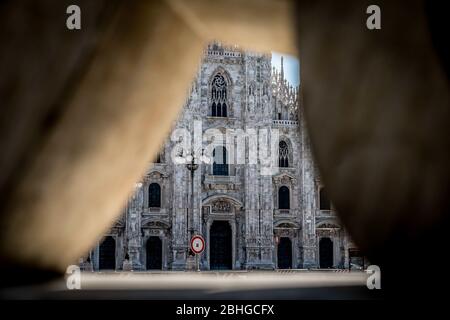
[185,148,209,271]
[186,151,199,241]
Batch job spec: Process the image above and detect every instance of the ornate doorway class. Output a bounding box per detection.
[277,237,292,269]
[210,221,232,270]
[319,237,333,268]
[146,236,162,270]
[99,236,116,270]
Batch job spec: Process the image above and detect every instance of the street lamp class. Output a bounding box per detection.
[186,152,199,241]
[185,148,209,271]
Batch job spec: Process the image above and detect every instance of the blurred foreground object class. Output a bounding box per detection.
[0,0,449,298]
[1,271,374,300]
[296,0,449,295]
[0,0,296,283]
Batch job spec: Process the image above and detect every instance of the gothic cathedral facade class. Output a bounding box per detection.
[83,43,358,271]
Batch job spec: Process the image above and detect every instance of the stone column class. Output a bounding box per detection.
[244,164,260,268]
[299,109,317,269]
[127,183,144,270]
[260,174,275,269]
[171,165,188,270]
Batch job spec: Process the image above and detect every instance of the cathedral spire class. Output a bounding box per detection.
[280,56,284,80]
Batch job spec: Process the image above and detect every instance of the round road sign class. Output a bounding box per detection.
[190,235,205,254]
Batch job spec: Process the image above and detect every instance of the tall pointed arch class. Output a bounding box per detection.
[278,137,294,168]
[210,68,231,117]
[279,140,289,167]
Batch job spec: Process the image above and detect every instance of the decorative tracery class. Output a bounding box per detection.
[279,141,289,167]
[211,74,228,117]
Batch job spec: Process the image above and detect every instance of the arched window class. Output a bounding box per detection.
[148,183,161,208]
[278,186,290,209]
[211,74,228,117]
[319,187,331,210]
[213,146,228,176]
[263,83,269,96]
[279,141,289,167]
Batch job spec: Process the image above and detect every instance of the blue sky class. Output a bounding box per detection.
[271,52,300,87]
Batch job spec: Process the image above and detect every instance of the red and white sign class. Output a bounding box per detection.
[190,235,205,254]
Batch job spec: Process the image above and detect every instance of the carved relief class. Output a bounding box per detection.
[316,223,340,237]
[273,174,296,186]
[317,223,340,229]
[212,200,231,213]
